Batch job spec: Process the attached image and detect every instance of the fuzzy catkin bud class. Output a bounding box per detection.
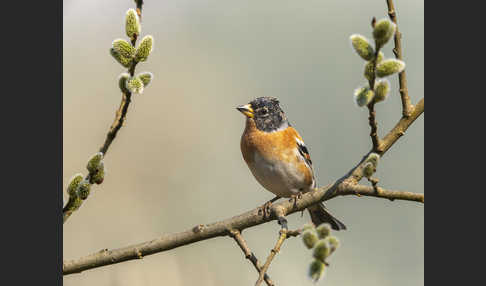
[374,79,390,103]
[77,180,91,200]
[354,86,374,107]
[70,197,83,211]
[110,48,132,68]
[376,59,405,78]
[326,236,340,254]
[126,77,144,94]
[125,9,141,41]
[376,51,384,63]
[309,260,325,282]
[92,168,105,185]
[363,52,384,81]
[67,174,84,197]
[302,229,319,249]
[302,223,315,232]
[118,73,130,93]
[350,34,375,61]
[112,39,135,59]
[313,239,331,263]
[316,224,331,239]
[91,161,105,184]
[367,153,380,167]
[87,152,104,174]
[135,35,153,62]
[363,162,375,178]
[373,19,396,48]
[364,62,374,81]
[137,72,153,87]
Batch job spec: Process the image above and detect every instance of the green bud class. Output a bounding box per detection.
[376,51,384,63]
[309,260,325,282]
[302,229,319,249]
[363,162,375,178]
[110,48,133,68]
[302,223,315,232]
[135,35,153,62]
[69,197,83,212]
[366,152,380,167]
[374,79,390,103]
[313,239,331,263]
[376,59,405,78]
[77,180,91,200]
[67,173,84,197]
[325,236,340,254]
[87,152,104,174]
[137,72,153,87]
[316,224,331,239]
[92,168,105,185]
[364,62,374,81]
[354,86,374,107]
[350,34,375,61]
[118,73,130,93]
[112,39,135,59]
[126,76,144,94]
[125,9,141,41]
[363,52,384,81]
[373,19,396,48]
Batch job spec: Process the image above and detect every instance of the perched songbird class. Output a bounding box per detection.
[237,97,346,230]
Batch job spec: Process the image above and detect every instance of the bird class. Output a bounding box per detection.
[237,96,346,230]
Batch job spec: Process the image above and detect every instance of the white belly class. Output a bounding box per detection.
[247,151,311,198]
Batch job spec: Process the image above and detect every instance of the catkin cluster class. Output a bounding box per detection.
[301,223,340,283]
[65,152,106,213]
[111,9,154,95]
[350,19,405,107]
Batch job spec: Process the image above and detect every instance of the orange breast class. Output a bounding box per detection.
[240,119,314,188]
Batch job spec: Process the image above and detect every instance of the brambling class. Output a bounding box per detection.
[237,97,346,230]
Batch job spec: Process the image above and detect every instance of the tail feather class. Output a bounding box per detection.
[307,203,346,231]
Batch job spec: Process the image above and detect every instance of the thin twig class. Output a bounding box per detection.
[368,103,381,151]
[256,229,288,286]
[135,0,143,21]
[378,98,423,154]
[230,230,275,286]
[342,183,423,203]
[367,40,382,151]
[98,92,132,155]
[386,0,413,117]
[254,228,302,286]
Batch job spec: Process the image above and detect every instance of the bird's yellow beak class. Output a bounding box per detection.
[236,104,254,118]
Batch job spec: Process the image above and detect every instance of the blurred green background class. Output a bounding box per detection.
[63,0,423,285]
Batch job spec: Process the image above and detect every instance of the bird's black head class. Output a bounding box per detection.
[237,97,289,132]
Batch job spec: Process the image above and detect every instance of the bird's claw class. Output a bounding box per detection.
[289,191,304,208]
[258,201,273,218]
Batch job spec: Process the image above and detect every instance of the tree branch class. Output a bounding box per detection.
[63,178,422,275]
[63,2,144,224]
[386,0,413,117]
[229,230,275,286]
[378,98,423,154]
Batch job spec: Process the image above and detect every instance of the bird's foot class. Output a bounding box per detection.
[257,196,280,218]
[289,191,304,208]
